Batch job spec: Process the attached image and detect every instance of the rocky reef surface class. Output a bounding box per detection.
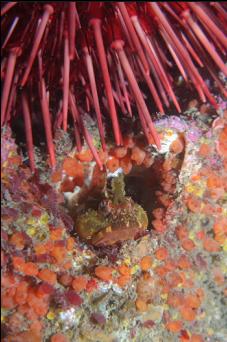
[1,100,227,342]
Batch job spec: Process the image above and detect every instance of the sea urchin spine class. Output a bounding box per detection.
[1,2,226,170]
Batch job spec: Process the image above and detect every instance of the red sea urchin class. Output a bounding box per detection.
[1,2,227,170]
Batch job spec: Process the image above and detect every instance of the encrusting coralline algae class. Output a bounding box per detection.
[1,96,227,341]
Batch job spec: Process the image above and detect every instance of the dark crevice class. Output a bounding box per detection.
[124,157,165,227]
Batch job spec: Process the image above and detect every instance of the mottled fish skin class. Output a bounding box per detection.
[91,226,143,246]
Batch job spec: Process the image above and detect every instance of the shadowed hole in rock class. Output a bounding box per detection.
[67,137,185,259]
[124,156,166,227]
